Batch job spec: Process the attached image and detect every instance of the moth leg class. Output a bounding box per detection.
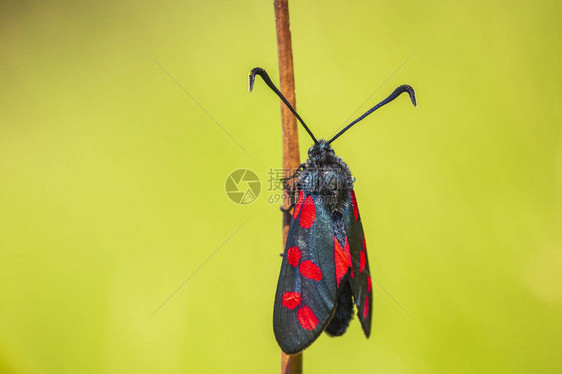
[280,163,305,189]
[280,187,300,212]
[280,178,302,213]
[280,189,298,212]
[280,163,305,212]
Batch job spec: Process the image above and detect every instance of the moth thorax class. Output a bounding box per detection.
[318,168,350,213]
[300,165,351,213]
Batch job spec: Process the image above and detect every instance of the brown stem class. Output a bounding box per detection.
[274,0,303,373]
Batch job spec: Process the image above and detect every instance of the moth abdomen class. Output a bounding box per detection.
[325,281,354,337]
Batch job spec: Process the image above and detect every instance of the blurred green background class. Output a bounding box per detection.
[1,0,561,373]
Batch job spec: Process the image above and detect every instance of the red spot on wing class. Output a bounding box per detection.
[299,196,316,229]
[287,247,301,267]
[282,292,301,309]
[334,236,352,286]
[345,238,353,278]
[360,251,366,272]
[300,260,323,281]
[367,275,372,292]
[351,190,359,221]
[363,295,369,319]
[293,190,304,219]
[297,305,319,330]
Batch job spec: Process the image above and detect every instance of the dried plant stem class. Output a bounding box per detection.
[274,0,303,373]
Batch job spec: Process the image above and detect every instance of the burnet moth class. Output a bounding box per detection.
[249,67,417,354]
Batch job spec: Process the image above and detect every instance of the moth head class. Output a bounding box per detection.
[307,139,335,163]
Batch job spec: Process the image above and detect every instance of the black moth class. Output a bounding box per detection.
[249,67,416,354]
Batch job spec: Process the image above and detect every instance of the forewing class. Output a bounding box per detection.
[343,189,372,337]
[273,191,337,354]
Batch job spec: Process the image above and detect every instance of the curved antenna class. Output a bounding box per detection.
[249,67,317,144]
[328,85,417,144]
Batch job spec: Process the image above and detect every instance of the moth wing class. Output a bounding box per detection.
[273,191,338,354]
[343,189,372,337]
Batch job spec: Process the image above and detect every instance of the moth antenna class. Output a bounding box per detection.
[249,67,318,144]
[328,85,417,144]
